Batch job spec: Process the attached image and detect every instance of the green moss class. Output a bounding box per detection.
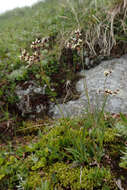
[103,127,125,159]
[104,128,117,143]
[0,116,125,189]
[31,157,47,170]
[17,120,47,135]
[119,147,127,169]
[26,172,42,189]
[46,162,116,190]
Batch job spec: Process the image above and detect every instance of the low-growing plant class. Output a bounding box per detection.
[47,162,116,190]
[119,147,127,169]
[36,180,51,190]
[0,114,124,189]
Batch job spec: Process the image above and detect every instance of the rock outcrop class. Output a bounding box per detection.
[50,55,127,118]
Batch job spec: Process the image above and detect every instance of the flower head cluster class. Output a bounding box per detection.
[30,37,49,50]
[20,37,49,66]
[19,49,29,61]
[104,89,120,96]
[97,88,120,96]
[66,29,82,50]
[104,70,112,77]
[20,48,40,64]
[97,70,119,96]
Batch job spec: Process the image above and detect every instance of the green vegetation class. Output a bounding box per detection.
[0,117,125,189]
[0,0,127,189]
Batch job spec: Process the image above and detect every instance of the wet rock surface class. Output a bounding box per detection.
[15,81,48,118]
[50,54,127,118]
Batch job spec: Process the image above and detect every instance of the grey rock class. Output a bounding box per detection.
[15,81,47,117]
[84,57,90,69]
[50,55,127,118]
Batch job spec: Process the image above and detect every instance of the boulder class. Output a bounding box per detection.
[15,81,48,118]
[50,55,127,118]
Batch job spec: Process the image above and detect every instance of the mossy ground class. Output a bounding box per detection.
[0,116,127,189]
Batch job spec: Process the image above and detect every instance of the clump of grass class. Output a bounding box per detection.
[59,0,127,57]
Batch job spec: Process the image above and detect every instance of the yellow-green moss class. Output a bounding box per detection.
[17,120,48,135]
[31,157,47,170]
[45,162,116,190]
[26,172,42,189]
[104,128,117,143]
